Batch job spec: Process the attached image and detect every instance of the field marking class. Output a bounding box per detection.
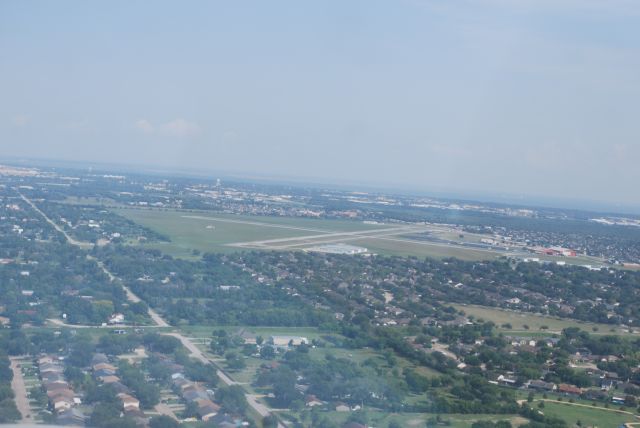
[356,234,504,255]
[230,225,421,248]
[130,210,507,259]
[233,226,503,260]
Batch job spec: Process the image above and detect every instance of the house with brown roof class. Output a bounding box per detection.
[93,362,117,372]
[100,375,120,384]
[305,394,324,407]
[195,398,220,421]
[558,383,583,395]
[117,393,140,411]
[47,388,74,400]
[48,390,75,413]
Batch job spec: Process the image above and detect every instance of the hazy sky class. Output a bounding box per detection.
[1,1,640,206]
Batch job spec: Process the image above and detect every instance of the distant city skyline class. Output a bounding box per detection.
[2,1,640,207]
[5,156,640,216]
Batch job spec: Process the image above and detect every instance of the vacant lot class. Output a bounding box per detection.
[453,304,637,336]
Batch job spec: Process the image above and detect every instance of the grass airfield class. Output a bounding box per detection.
[115,208,504,260]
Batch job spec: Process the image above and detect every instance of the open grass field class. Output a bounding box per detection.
[63,196,122,206]
[535,400,638,427]
[453,304,638,336]
[530,252,609,267]
[349,237,501,261]
[179,325,324,340]
[115,208,384,257]
[115,207,503,260]
[290,411,528,428]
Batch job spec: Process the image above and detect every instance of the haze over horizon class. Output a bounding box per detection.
[2,1,639,207]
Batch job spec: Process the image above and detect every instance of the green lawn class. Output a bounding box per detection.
[180,324,441,405]
[288,411,527,428]
[179,325,324,339]
[453,304,638,336]
[349,237,501,261]
[115,208,383,257]
[536,400,638,427]
[114,207,502,260]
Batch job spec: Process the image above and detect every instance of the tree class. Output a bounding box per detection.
[272,368,299,407]
[347,410,368,425]
[263,415,279,428]
[89,402,122,428]
[183,360,218,386]
[29,385,47,407]
[149,415,180,428]
[312,416,338,428]
[0,398,20,423]
[117,361,160,408]
[215,385,248,414]
[0,386,14,402]
[225,351,246,370]
[260,345,276,360]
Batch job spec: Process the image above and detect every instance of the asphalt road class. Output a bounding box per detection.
[21,193,281,426]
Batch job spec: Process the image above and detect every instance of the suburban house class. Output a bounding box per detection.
[270,335,308,347]
[527,380,557,392]
[117,393,140,411]
[558,383,583,395]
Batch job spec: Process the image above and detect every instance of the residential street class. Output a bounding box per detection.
[10,357,30,423]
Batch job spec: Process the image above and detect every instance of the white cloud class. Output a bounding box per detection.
[160,118,201,138]
[11,115,29,127]
[135,119,155,134]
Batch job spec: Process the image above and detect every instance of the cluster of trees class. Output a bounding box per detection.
[234,250,640,328]
[0,355,19,423]
[117,361,160,408]
[37,201,169,244]
[88,390,139,428]
[214,385,248,414]
[97,246,335,327]
[63,331,217,426]
[0,195,145,327]
[90,214,640,335]
[256,345,405,411]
